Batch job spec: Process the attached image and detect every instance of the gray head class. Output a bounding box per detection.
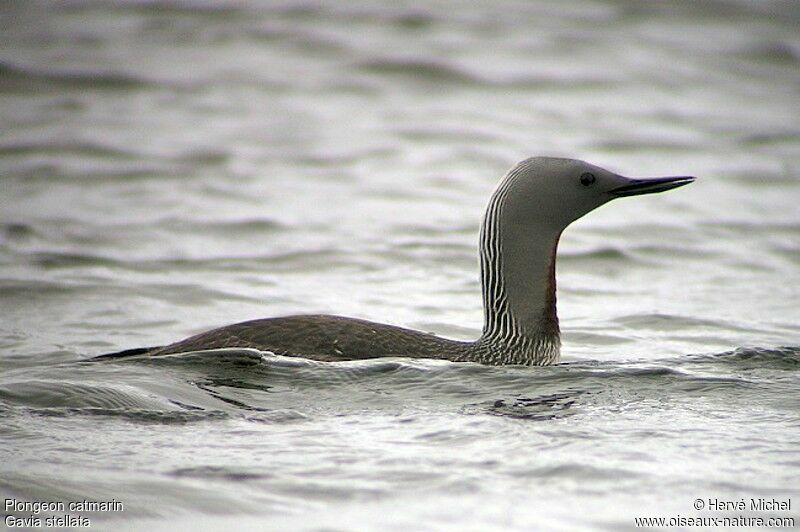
[476,157,694,362]
[497,157,695,233]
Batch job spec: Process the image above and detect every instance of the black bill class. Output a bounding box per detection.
[609,176,696,197]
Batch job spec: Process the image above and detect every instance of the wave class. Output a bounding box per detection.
[357,58,485,86]
[18,406,230,424]
[0,60,152,91]
[680,346,800,370]
[1,345,794,425]
[121,344,800,370]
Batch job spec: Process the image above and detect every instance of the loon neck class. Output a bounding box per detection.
[478,177,561,352]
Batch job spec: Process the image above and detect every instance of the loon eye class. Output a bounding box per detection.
[580,172,597,187]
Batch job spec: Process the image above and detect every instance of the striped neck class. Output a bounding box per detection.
[478,168,561,360]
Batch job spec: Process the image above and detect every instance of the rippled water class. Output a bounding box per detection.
[1,1,799,530]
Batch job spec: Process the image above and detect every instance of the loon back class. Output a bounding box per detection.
[143,315,469,361]
[96,314,558,366]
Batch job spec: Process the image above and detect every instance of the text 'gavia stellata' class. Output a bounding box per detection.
[96,157,694,366]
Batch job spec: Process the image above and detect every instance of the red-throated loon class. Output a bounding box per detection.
[95,157,694,365]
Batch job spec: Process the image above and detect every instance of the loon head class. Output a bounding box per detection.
[499,157,695,233]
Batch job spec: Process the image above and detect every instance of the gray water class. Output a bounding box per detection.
[1,1,799,530]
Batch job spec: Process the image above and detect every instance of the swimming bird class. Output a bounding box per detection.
[97,157,694,365]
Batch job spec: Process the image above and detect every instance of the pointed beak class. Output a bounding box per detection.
[608,176,696,198]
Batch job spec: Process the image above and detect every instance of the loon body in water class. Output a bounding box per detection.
[98,157,694,366]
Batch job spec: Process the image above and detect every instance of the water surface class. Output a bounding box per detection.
[1,1,799,530]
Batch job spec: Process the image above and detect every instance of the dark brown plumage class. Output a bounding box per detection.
[146,315,473,361]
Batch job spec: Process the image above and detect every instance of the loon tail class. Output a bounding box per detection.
[90,346,159,360]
